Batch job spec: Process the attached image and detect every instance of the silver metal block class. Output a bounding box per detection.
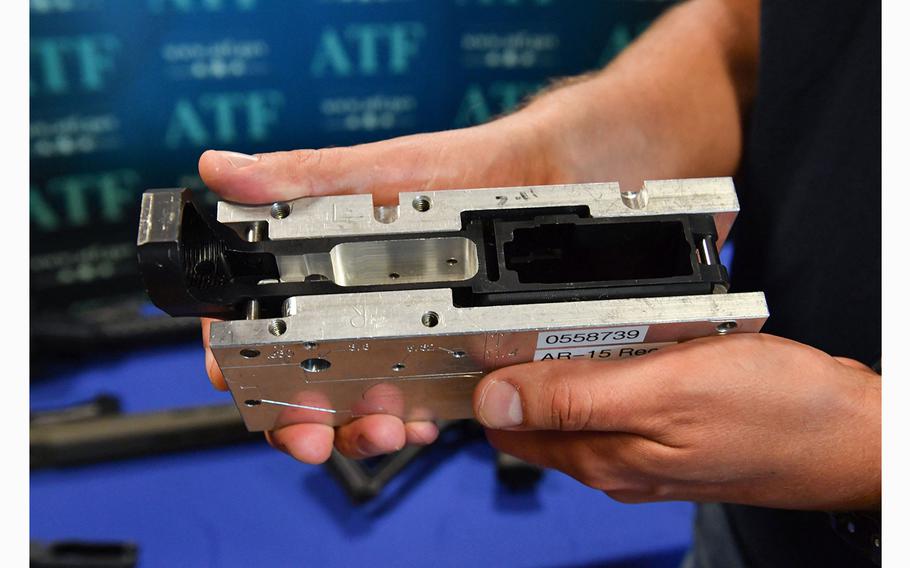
[211,290,768,430]
[204,177,767,431]
[216,177,739,240]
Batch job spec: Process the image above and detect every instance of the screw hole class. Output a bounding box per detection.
[270,202,291,219]
[392,363,406,372]
[239,349,260,359]
[412,196,432,212]
[301,358,331,373]
[244,399,261,407]
[421,311,439,328]
[620,190,648,210]
[715,321,738,334]
[268,319,287,336]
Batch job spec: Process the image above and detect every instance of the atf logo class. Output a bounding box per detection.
[31,169,141,231]
[161,39,270,80]
[461,31,559,69]
[31,113,120,158]
[320,95,417,133]
[454,82,541,127]
[310,23,425,77]
[148,0,257,12]
[165,90,284,148]
[30,35,119,95]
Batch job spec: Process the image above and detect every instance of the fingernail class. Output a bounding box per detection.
[478,380,523,429]
[217,150,259,168]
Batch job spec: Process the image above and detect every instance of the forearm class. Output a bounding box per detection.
[517,0,759,190]
[835,365,881,511]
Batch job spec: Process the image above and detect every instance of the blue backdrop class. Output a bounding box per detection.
[30,0,675,312]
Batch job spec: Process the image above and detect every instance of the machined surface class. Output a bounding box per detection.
[148,177,761,430]
[211,290,768,430]
[276,236,479,285]
[216,177,739,240]
[137,189,184,246]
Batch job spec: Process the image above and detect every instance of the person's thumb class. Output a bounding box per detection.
[472,360,645,432]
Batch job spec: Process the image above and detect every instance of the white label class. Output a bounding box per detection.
[535,325,649,349]
[533,342,673,362]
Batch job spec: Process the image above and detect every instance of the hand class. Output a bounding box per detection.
[195,0,763,471]
[473,333,881,510]
[198,113,569,464]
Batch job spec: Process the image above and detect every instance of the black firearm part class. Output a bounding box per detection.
[30,403,260,469]
[30,540,139,568]
[137,188,729,320]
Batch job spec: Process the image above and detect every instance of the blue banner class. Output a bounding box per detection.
[30,0,674,309]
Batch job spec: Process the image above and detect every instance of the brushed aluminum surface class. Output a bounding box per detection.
[207,177,755,431]
[276,236,479,285]
[211,290,768,430]
[216,177,739,241]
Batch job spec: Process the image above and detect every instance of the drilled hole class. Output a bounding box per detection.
[388,272,400,279]
[303,341,317,350]
[374,204,399,224]
[301,358,331,373]
[421,311,439,328]
[412,196,431,212]
[268,319,287,336]
[620,190,647,210]
[244,399,261,407]
[715,321,738,334]
[452,350,467,359]
[446,258,458,266]
[270,202,291,219]
[245,221,267,242]
[392,363,406,372]
[239,349,260,359]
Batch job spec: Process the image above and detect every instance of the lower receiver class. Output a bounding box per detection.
[137,178,768,431]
